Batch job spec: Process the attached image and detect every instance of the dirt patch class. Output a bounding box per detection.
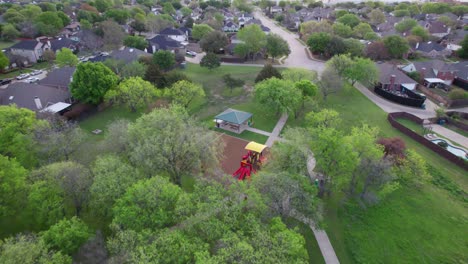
[220,133,250,175]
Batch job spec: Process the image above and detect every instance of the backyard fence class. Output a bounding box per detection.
[388,112,468,171]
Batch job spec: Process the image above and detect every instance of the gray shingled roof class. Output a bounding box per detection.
[0,82,71,111]
[10,40,39,50]
[376,62,417,85]
[110,47,150,63]
[39,66,76,89]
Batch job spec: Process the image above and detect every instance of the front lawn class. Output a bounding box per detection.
[0,40,18,50]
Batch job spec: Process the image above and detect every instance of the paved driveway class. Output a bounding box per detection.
[254,10,325,74]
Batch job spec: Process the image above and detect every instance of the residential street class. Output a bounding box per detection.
[254,10,325,73]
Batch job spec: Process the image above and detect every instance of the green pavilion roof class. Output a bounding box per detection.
[215,108,252,125]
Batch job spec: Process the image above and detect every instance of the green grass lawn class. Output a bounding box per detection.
[296,84,468,264]
[212,127,269,144]
[0,40,18,50]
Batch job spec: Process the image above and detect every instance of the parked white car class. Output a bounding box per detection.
[186,50,197,57]
[26,77,39,83]
[16,73,30,80]
[30,70,43,76]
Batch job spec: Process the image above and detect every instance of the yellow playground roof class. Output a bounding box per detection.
[245,141,267,153]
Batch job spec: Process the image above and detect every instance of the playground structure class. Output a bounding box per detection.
[232,141,267,180]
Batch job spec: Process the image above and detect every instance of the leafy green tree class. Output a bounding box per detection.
[112,176,185,231]
[41,217,93,255]
[127,106,221,184]
[0,234,71,264]
[100,20,126,49]
[163,2,176,15]
[144,63,165,86]
[343,38,365,57]
[35,11,64,36]
[121,61,147,78]
[395,18,417,33]
[421,2,451,14]
[199,30,228,53]
[282,68,318,82]
[353,22,374,39]
[95,0,112,12]
[192,24,214,40]
[333,22,353,38]
[146,14,175,33]
[237,24,267,60]
[105,77,159,112]
[1,24,19,41]
[153,50,175,71]
[33,114,85,163]
[337,14,360,28]
[131,13,147,34]
[255,63,282,83]
[265,33,290,61]
[105,9,130,24]
[0,51,9,70]
[294,79,318,109]
[411,26,430,41]
[318,67,343,101]
[254,78,301,116]
[123,36,147,50]
[383,35,410,59]
[307,32,331,55]
[451,5,468,17]
[393,9,410,17]
[457,35,468,59]
[369,9,386,25]
[90,155,141,221]
[55,48,78,67]
[200,52,220,70]
[233,43,250,59]
[345,57,379,85]
[165,80,205,108]
[104,58,126,75]
[70,62,119,104]
[300,20,333,40]
[267,128,312,175]
[181,7,192,17]
[222,74,245,94]
[56,11,71,26]
[28,162,93,221]
[0,105,39,168]
[0,155,27,234]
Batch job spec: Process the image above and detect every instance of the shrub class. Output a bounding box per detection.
[448,88,468,100]
[437,141,448,149]
[407,71,420,82]
[255,64,282,83]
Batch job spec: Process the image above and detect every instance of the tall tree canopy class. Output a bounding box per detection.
[56,48,78,67]
[237,24,267,60]
[265,33,291,61]
[105,77,159,112]
[165,80,205,108]
[70,62,119,104]
[127,106,221,184]
[254,77,301,116]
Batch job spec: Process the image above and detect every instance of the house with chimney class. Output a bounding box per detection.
[158,27,188,42]
[0,82,71,113]
[401,60,458,86]
[375,62,425,107]
[411,41,451,58]
[420,21,451,39]
[9,40,51,63]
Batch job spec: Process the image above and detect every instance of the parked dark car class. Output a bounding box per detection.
[0,78,13,85]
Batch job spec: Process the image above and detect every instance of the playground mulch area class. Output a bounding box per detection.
[220,133,250,175]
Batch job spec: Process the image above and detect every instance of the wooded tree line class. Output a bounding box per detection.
[0,102,320,263]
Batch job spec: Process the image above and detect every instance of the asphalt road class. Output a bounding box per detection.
[254,10,325,74]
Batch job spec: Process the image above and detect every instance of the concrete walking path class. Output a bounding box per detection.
[245,127,272,137]
[265,113,288,147]
[431,124,468,149]
[261,114,341,264]
[354,83,468,148]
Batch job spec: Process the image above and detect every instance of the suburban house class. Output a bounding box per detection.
[270,6,282,14]
[420,21,451,39]
[223,21,239,32]
[377,62,418,92]
[401,60,458,86]
[0,82,71,112]
[39,66,76,90]
[60,21,81,37]
[147,35,185,54]
[158,27,188,42]
[50,38,79,53]
[453,61,468,89]
[411,42,451,58]
[9,40,51,63]
[109,47,151,63]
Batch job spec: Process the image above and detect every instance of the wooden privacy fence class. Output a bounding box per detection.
[388,112,468,171]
